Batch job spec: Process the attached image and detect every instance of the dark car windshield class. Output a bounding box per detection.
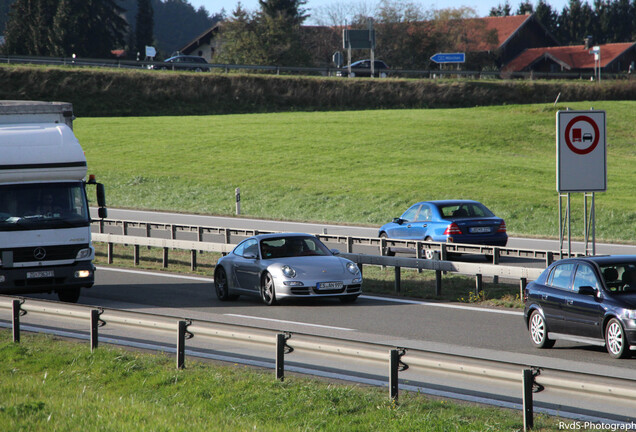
[260,237,332,259]
[600,262,636,293]
[437,202,495,219]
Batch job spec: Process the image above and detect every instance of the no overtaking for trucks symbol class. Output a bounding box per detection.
[557,110,606,192]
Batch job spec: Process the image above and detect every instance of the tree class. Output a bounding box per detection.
[3,0,58,55]
[135,0,154,58]
[534,0,559,37]
[0,0,16,33]
[557,0,595,45]
[489,1,512,16]
[51,0,128,57]
[258,0,308,24]
[516,0,534,15]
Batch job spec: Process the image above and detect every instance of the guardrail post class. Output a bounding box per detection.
[346,237,353,253]
[134,245,140,266]
[520,277,527,300]
[440,243,448,261]
[390,349,399,401]
[107,243,114,264]
[90,309,103,352]
[493,248,500,265]
[224,228,231,244]
[171,225,177,240]
[546,251,553,266]
[416,242,423,273]
[475,274,483,295]
[12,300,25,343]
[357,263,363,277]
[146,224,151,249]
[276,333,293,381]
[163,248,169,268]
[435,270,442,296]
[191,250,197,271]
[177,320,188,369]
[523,369,534,431]
[394,267,401,294]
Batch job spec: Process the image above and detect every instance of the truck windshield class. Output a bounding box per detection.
[0,182,89,231]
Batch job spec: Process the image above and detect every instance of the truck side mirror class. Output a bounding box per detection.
[98,207,108,219]
[96,183,106,207]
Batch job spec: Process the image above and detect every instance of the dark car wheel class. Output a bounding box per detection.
[57,287,81,303]
[605,318,630,359]
[261,272,277,306]
[214,266,235,301]
[380,233,395,256]
[529,311,555,349]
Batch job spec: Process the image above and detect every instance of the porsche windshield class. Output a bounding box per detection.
[260,236,332,258]
[0,182,89,231]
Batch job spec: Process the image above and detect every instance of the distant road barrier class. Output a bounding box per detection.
[91,218,562,296]
[2,54,632,81]
[2,295,635,430]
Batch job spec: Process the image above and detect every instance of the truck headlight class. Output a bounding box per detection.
[0,275,5,283]
[76,248,92,260]
[75,270,92,279]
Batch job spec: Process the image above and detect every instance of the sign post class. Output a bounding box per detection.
[556,110,606,256]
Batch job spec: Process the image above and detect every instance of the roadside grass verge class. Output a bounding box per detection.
[0,331,561,431]
[78,101,636,243]
[93,244,523,308]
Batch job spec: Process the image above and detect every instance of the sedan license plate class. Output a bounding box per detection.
[469,227,491,234]
[317,281,344,290]
[27,270,54,279]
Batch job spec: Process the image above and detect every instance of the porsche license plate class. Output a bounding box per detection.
[27,270,54,279]
[469,227,491,233]
[317,281,344,290]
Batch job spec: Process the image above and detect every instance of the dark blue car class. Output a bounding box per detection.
[378,200,507,251]
[524,255,636,359]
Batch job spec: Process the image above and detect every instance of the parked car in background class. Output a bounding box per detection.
[214,233,362,305]
[378,200,507,255]
[149,55,210,72]
[337,59,390,77]
[524,255,636,358]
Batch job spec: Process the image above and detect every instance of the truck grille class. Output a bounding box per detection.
[2,244,88,263]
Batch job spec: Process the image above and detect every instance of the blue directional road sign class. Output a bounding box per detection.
[430,53,465,64]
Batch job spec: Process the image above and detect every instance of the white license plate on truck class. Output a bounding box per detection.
[27,270,54,279]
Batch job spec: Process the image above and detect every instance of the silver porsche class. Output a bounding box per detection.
[213,233,362,305]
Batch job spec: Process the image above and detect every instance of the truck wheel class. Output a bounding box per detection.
[58,287,81,303]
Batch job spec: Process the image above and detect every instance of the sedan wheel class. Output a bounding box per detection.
[261,272,277,306]
[529,311,554,348]
[605,318,630,359]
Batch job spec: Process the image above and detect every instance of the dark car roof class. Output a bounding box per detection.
[554,255,636,266]
[165,55,207,63]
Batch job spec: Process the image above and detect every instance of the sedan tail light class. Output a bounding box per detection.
[497,221,507,233]
[444,223,462,235]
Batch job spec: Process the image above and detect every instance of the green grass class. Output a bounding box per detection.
[77,101,636,243]
[0,331,562,431]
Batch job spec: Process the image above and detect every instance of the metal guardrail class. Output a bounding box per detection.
[1,295,635,430]
[2,54,633,81]
[93,218,553,295]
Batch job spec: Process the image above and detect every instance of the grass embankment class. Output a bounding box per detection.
[1,64,636,116]
[78,101,636,242]
[0,331,561,431]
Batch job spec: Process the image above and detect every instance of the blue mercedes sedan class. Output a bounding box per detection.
[378,200,507,248]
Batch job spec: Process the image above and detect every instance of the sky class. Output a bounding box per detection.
[188,0,572,24]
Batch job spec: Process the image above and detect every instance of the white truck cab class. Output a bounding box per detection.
[0,101,107,302]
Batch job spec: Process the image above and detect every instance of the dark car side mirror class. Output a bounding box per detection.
[578,285,597,296]
[392,217,404,225]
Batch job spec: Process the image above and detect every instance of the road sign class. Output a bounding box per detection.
[430,53,465,64]
[556,110,606,192]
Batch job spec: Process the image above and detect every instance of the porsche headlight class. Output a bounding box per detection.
[346,262,360,275]
[282,265,296,278]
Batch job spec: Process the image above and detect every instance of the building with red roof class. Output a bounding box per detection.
[503,42,636,74]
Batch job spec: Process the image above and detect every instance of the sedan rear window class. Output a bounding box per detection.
[548,263,575,289]
[437,203,495,219]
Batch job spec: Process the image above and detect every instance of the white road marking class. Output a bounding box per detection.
[224,314,356,331]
